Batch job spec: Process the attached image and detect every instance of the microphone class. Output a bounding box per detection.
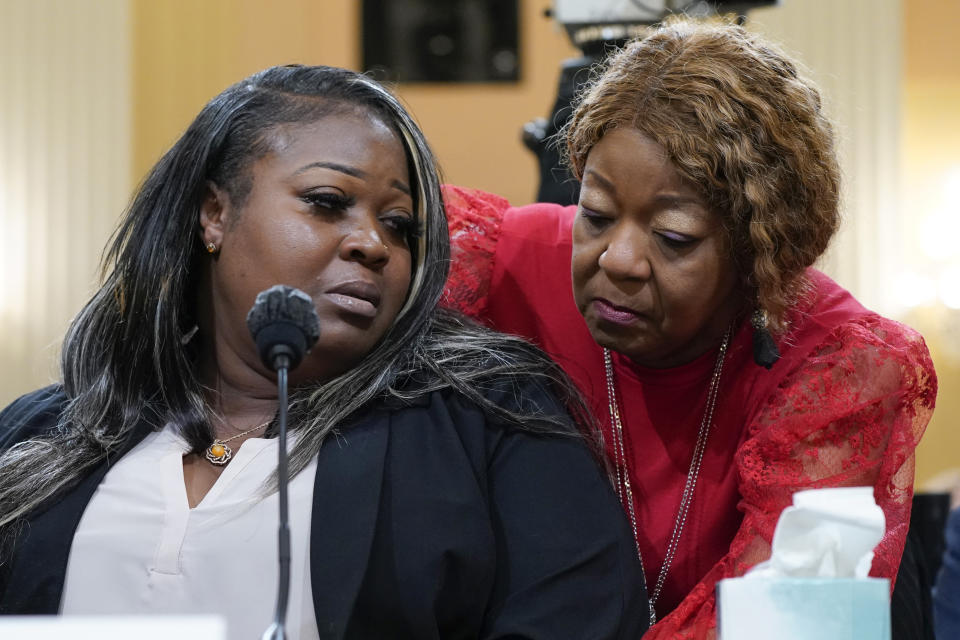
[247,285,321,371]
[246,285,320,640]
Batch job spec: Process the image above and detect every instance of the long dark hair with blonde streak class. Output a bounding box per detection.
[0,65,591,553]
[564,17,841,332]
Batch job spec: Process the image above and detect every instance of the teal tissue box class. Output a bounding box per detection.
[717,577,890,639]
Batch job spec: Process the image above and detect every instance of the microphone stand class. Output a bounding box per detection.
[262,356,291,640]
[246,284,319,640]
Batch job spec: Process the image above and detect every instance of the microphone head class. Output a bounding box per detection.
[246,285,320,372]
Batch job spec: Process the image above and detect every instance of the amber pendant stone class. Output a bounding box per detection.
[204,440,233,465]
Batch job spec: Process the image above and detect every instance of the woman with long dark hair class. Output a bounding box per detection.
[0,65,648,638]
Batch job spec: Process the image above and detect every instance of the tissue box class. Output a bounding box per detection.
[717,577,890,640]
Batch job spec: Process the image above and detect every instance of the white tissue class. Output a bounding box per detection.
[747,487,885,579]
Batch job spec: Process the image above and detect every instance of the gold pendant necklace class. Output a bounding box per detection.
[204,419,272,466]
[603,326,732,625]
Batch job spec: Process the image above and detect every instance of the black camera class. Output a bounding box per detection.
[526,1,779,204]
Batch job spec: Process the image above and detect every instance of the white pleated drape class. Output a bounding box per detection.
[748,0,903,316]
[0,0,131,406]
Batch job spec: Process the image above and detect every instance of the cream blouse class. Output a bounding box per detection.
[60,424,320,640]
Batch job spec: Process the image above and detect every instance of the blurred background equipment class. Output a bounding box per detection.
[526,0,778,204]
[363,0,520,82]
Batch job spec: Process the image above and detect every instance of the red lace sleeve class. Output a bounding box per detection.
[648,315,938,639]
[440,185,511,319]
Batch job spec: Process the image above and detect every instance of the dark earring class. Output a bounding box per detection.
[751,309,780,369]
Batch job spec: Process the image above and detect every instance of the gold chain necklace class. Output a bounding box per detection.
[204,419,273,466]
[603,326,731,625]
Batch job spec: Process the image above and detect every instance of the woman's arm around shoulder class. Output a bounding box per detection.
[442,185,575,328]
[649,314,937,639]
[442,185,511,319]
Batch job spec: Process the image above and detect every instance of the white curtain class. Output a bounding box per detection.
[748,0,903,317]
[0,0,131,406]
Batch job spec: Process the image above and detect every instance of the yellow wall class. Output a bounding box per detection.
[132,0,577,205]
[132,0,358,184]
[902,0,960,487]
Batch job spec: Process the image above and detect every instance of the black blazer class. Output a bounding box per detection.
[0,385,649,639]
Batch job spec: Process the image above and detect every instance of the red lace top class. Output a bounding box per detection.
[441,186,938,639]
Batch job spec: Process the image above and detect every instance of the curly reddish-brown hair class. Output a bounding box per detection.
[563,18,840,332]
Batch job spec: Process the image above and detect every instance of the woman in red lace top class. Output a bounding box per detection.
[442,19,937,639]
